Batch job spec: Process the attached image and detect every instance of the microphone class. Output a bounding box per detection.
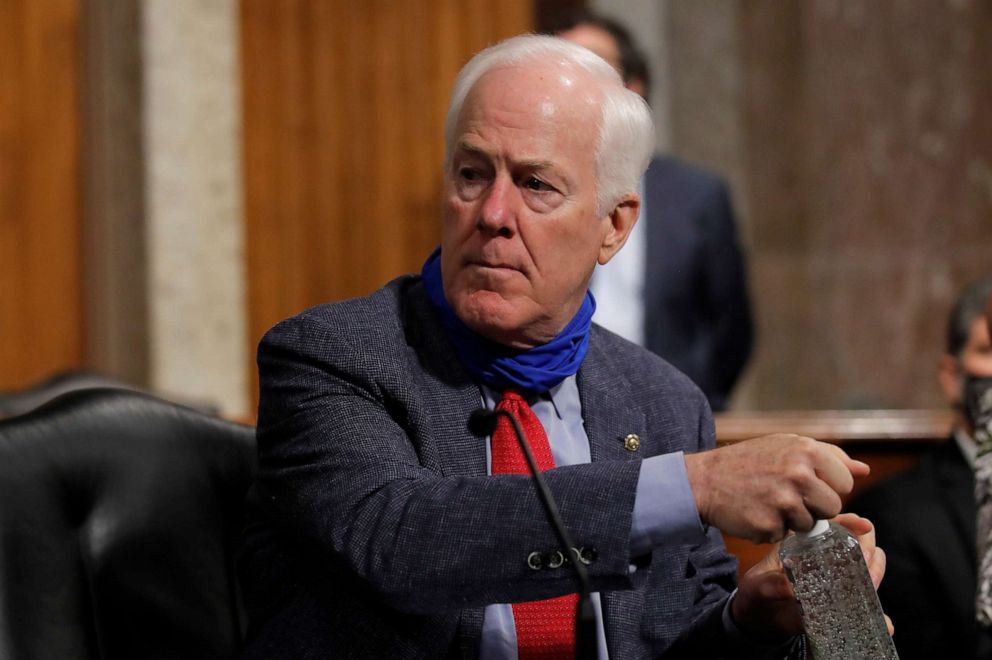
[467,408,499,437]
[468,407,597,660]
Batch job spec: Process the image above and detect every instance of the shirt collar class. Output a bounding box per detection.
[479,375,578,421]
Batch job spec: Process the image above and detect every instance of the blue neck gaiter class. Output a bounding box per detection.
[420,248,594,393]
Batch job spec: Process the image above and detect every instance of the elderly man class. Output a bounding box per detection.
[240,35,882,659]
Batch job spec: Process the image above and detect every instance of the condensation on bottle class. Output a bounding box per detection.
[779,519,899,660]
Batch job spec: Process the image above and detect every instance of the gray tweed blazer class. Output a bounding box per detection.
[239,275,793,659]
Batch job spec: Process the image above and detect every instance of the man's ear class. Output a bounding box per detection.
[626,76,648,101]
[598,195,640,265]
[938,353,964,407]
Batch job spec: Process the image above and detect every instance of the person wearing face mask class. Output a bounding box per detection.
[849,274,992,660]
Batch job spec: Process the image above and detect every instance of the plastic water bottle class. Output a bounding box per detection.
[779,519,899,659]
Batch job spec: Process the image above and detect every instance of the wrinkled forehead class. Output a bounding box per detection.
[457,61,604,133]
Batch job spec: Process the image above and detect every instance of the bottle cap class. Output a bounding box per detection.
[798,519,830,538]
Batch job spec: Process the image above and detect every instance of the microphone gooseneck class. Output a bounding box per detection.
[467,407,596,660]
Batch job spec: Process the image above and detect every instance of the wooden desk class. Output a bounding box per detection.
[714,409,955,573]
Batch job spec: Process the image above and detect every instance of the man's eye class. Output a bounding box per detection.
[459,167,480,181]
[523,177,554,193]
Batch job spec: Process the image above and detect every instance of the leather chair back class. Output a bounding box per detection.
[0,388,255,659]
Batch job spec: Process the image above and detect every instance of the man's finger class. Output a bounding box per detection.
[798,482,844,524]
[817,444,868,495]
[867,546,886,590]
[834,512,873,534]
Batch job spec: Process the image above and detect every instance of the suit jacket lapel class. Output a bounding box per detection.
[403,281,486,659]
[938,442,975,556]
[933,439,977,614]
[403,281,486,479]
[578,331,647,463]
[578,332,648,657]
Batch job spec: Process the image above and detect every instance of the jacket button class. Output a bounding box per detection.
[624,433,641,452]
[527,552,544,570]
[547,550,565,569]
[577,547,597,565]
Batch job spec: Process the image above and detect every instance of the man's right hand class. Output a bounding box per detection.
[683,434,870,543]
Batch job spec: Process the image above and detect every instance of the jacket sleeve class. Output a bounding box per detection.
[663,397,805,659]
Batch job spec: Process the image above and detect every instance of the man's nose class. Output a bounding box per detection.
[477,176,516,237]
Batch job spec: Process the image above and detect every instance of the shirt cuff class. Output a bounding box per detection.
[629,452,705,556]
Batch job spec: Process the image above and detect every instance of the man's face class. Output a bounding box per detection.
[440,64,633,348]
[939,317,992,408]
[557,24,622,75]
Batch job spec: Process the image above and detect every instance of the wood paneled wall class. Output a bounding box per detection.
[0,0,83,390]
[241,1,533,392]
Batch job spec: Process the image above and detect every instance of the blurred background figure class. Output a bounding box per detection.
[988,292,992,337]
[550,11,753,412]
[848,274,992,660]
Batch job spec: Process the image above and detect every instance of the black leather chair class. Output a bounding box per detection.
[0,370,220,420]
[0,388,255,659]
[0,371,142,419]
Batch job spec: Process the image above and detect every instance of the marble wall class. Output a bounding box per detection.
[83,0,248,417]
[142,0,247,417]
[740,0,992,409]
[604,0,992,409]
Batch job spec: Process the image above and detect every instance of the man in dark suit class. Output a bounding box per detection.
[240,35,883,659]
[555,12,753,412]
[848,275,992,660]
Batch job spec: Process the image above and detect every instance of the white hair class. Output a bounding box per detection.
[444,34,655,215]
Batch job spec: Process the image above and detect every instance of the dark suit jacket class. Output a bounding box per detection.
[642,157,753,412]
[847,439,992,660]
[239,275,795,659]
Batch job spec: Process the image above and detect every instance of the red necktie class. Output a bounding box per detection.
[490,389,577,660]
